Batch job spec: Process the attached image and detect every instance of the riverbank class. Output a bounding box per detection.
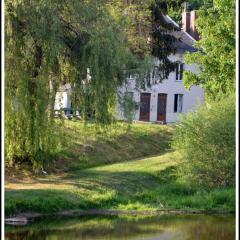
[5,122,235,217]
[6,210,236,229]
[5,213,235,240]
[6,208,235,226]
[5,152,235,217]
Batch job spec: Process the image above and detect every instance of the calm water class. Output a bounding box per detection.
[5,214,235,240]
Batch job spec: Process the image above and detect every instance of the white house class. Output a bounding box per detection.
[55,10,204,123]
[117,55,204,123]
[117,11,204,123]
[54,83,72,115]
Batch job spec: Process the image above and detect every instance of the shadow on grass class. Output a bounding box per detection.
[5,162,235,216]
[5,188,112,215]
[56,123,174,171]
[5,165,182,216]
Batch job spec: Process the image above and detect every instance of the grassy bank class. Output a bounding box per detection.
[5,122,235,216]
[56,121,174,170]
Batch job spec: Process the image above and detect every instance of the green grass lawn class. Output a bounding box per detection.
[50,121,174,171]
[5,121,235,216]
[5,150,235,216]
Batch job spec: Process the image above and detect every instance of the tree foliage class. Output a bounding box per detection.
[5,0,187,167]
[187,0,213,10]
[168,0,213,25]
[183,0,235,98]
[4,0,149,166]
[5,0,65,167]
[109,0,188,85]
[149,0,183,81]
[173,95,235,187]
[5,0,127,166]
[173,0,236,188]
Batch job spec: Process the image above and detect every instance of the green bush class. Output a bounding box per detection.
[173,95,235,187]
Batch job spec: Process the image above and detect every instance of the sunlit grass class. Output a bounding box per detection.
[55,121,174,171]
[5,150,235,216]
[5,122,235,216]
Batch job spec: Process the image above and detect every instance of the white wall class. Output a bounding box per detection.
[54,54,204,123]
[118,54,204,123]
[54,91,71,110]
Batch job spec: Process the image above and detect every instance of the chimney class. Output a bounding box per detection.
[182,6,200,40]
[189,10,200,40]
[182,11,191,34]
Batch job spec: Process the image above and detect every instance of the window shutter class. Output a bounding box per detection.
[174,94,178,112]
[180,64,184,80]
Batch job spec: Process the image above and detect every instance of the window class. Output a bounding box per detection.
[152,66,159,84]
[127,72,131,79]
[176,63,184,81]
[174,94,183,113]
[141,71,151,90]
[127,72,135,80]
[144,71,151,87]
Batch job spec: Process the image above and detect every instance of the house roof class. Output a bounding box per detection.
[164,15,197,54]
[174,39,197,53]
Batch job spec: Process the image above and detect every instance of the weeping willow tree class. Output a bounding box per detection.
[5,0,66,168]
[61,0,145,124]
[68,0,183,122]
[5,0,185,167]
[5,0,149,167]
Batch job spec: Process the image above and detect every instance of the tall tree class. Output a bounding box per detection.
[168,0,213,24]
[149,0,183,82]
[183,0,235,98]
[5,0,187,167]
[5,0,148,166]
[5,0,65,167]
[116,0,186,86]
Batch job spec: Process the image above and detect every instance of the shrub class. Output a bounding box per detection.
[173,94,235,187]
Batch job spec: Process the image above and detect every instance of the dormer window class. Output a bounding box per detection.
[176,63,184,81]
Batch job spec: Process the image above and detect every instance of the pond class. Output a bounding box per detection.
[5,214,235,240]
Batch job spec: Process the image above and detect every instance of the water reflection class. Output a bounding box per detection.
[5,214,235,240]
